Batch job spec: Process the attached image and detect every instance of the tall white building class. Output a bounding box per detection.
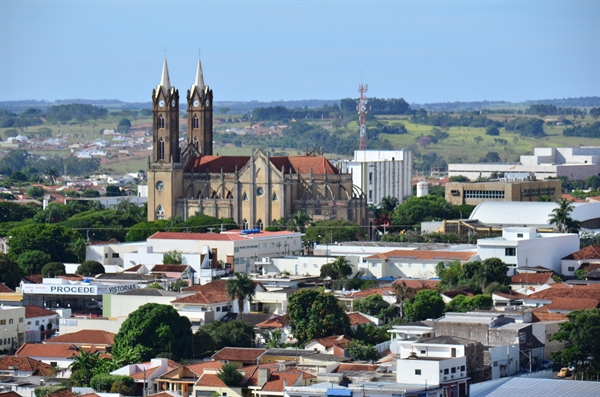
[337,150,412,205]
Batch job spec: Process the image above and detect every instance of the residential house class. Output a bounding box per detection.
[0,306,25,353]
[388,322,435,356]
[510,272,555,291]
[0,356,56,377]
[249,366,305,397]
[304,335,352,357]
[561,244,600,277]
[397,354,469,397]
[477,227,580,276]
[255,315,293,347]
[347,312,380,330]
[111,358,180,395]
[43,330,115,351]
[15,343,107,370]
[102,288,194,318]
[211,348,266,366]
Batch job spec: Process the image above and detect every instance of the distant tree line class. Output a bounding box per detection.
[45,104,108,123]
[563,121,600,138]
[0,108,44,128]
[0,149,101,180]
[525,104,586,117]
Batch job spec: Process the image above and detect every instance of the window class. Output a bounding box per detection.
[369,190,372,200]
[493,361,498,367]
[550,188,556,195]
[242,192,248,201]
[158,138,165,160]
[451,367,456,373]
[27,321,31,325]
[0,320,4,325]
[192,115,199,128]
[517,233,523,238]
[420,350,426,354]
[19,318,23,323]
[272,193,278,201]
[35,321,39,326]
[156,205,165,220]
[460,365,465,371]
[464,190,505,199]
[505,247,516,256]
[50,362,57,368]
[105,253,108,258]
[9,319,13,324]
[158,114,165,129]
[568,266,574,272]
[451,348,456,357]
[369,172,373,184]
[371,263,377,268]
[444,369,449,375]
[216,307,221,312]
[415,369,421,375]
[112,253,120,258]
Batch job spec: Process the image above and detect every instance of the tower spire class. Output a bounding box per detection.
[160,57,171,96]
[193,55,205,91]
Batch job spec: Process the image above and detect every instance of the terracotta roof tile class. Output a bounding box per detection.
[393,279,440,290]
[492,291,528,301]
[335,363,380,372]
[187,361,223,374]
[22,274,43,284]
[582,263,600,272]
[25,305,57,319]
[256,315,289,329]
[185,155,339,176]
[0,356,56,376]
[0,284,15,293]
[261,372,302,392]
[171,290,229,304]
[562,244,600,260]
[149,230,298,241]
[511,273,553,285]
[79,393,102,397]
[349,287,395,299]
[196,373,228,387]
[528,284,600,300]
[0,392,23,397]
[347,313,375,326]
[45,330,115,345]
[186,155,250,173]
[130,366,159,380]
[534,297,600,312]
[46,390,76,397]
[125,264,142,272]
[183,280,227,293]
[15,343,104,358]
[212,347,266,363]
[366,250,476,261]
[309,335,352,349]
[151,264,190,273]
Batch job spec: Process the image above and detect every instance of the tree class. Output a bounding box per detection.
[287,289,350,343]
[69,350,101,386]
[226,273,256,316]
[201,320,255,351]
[293,210,311,232]
[17,250,51,275]
[304,220,366,244]
[449,175,470,183]
[217,363,245,387]
[8,223,78,263]
[45,167,59,184]
[549,198,579,233]
[0,202,37,222]
[117,118,131,133]
[41,262,65,278]
[394,281,416,319]
[551,309,600,379]
[0,254,22,289]
[485,126,500,136]
[352,294,397,321]
[113,303,193,361]
[27,186,45,198]
[380,196,399,214]
[105,185,123,197]
[126,220,168,242]
[392,195,457,228]
[481,258,509,288]
[90,374,134,392]
[320,256,353,282]
[347,340,379,361]
[81,189,100,198]
[76,260,105,276]
[474,136,483,145]
[69,237,87,263]
[590,107,600,119]
[404,289,445,321]
[163,250,183,265]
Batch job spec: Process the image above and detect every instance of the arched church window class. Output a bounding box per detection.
[158,138,165,160]
[272,193,278,201]
[242,192,248,201]
[156,205,165,220]
[242,219,248,230]
[211,191,218,199]
[226,191,233,199]
[193,115,199,128]
[257,219,264,230]
[193,137,199,149]
[158,114,165,129]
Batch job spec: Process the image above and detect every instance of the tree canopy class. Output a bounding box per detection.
[0,254,21,290]
[113,303,193,361]
[287,289,350,344]
[304,219,366,244]
[226,273,256,315]
[8,223,78,263]
[76,260,105,277]
[404,289,445,321]
[392,195,457,228]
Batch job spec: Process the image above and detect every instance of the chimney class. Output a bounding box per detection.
[258,368,271,387]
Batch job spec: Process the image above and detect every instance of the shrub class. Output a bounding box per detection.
[41,262,65,278]
[90,374,134,393]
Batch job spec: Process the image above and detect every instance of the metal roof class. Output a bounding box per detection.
[470,377,600,397]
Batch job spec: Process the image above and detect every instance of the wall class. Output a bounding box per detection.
[103,294,178,318]
[532,322,565,360]
[397,357,466,386]
[58,316,125,335]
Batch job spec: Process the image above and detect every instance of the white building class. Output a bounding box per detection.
[397,354,468,395]
[24,306,60,342]
[476,227,580,275]
[449,146,600,181]
[337,150,412,205]
[0,306,25,352]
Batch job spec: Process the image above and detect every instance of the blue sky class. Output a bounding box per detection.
[1,1,598,104]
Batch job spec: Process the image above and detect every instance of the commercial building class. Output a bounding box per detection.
[337,149,412,205]
[445,178,561,206]
[0,306,25,352]
[449,146,600,181]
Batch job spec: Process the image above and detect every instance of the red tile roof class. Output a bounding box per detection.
[0,356,56,376]
[151,264,190,273]
[79,394,102,397]
[125,264,142,272]
[366,250,476,261]
[22,274,43,284]
[187,361,223,374]
[46,390,76,397]
[130,366,160,380]
[25,305,57,319]
[183,280,228,293]
[528,284,600,300]
[534,297,600,312]
[45,330,115,345]
[185,155,339,176]
[393,279,440,290]
[15,343,106,358]
[335,363,380,372]
[186,155,250,173]
[349,287,395,299]
[171,290,229,304]
[0,284,15,293]
[309,335,352,349]
[492,291,528,301]
[212,347,266,363]
[256,315,289,329]
[347,312,376,326]
[562,244,600,260]
[195,373,226,387]
[0,392,23,397]
[510,273,553,285]
[261,372,302,391]
[582,263,600,272]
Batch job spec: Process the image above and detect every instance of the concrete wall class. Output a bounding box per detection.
[397,357,466,386]
[58,316,126,335]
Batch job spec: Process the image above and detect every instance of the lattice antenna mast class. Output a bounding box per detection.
[357,83,369,150]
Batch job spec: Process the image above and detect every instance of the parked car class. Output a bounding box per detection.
[557,367,571,378]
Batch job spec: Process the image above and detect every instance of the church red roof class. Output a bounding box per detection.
[184,154,338,175]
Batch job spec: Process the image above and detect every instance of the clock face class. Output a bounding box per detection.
[256,187,264,196]
[156,181,165,191]
[193,100,200,107]
[171,99,176,107]
[158,100,165,108]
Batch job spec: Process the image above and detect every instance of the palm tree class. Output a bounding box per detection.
[265,329,282,348]
[45,167,59,185]
[394,281,416,319]
[549,198,578,232]
[293,210,311,232]
[226,272,256,320]
[380,195,399,214]
[69,237,87,263]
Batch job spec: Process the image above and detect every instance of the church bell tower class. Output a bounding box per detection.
[186,58,213,155]
[147,58,184,221]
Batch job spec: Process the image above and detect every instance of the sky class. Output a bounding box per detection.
[1,0,598,104]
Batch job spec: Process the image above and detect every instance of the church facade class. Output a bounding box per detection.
[147,59,368,229]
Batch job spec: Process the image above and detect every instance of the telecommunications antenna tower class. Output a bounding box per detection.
[357,82,369,150]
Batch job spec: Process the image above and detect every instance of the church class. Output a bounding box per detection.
[147,58,368,230]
